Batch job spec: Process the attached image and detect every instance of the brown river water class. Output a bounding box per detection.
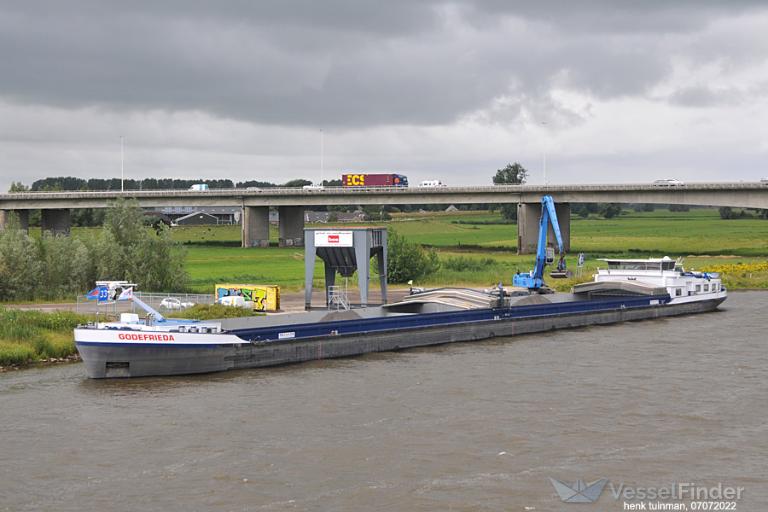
[1,291,766,511]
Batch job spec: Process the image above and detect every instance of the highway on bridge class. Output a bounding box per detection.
[1,182,767,209]
[2,182,766,253]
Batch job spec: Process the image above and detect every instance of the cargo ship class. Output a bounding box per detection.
[74,257,726,378]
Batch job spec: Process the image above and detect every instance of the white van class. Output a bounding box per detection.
[419,180,446,187]
[189,183,209,191]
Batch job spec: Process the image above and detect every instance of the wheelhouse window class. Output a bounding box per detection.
[607,261,663,271]
[675,288,682,296]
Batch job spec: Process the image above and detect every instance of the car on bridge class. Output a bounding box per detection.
[419,180,447,187]
[653,178,685,187]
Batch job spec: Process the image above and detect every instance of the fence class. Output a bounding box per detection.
[75,291,214,317]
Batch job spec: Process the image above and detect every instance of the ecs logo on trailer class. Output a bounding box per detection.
[345,174,365,186]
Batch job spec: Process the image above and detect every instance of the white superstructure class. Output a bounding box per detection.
[594,256,726,304]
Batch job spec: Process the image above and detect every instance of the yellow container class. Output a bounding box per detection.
[215,284,280,312]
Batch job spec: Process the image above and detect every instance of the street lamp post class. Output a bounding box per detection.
[120,136,125,192]
[541,122,547,186]
[320,129,324,185]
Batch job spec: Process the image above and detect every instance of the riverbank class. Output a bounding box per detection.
[0,353,81,373]
[0,308,91,368]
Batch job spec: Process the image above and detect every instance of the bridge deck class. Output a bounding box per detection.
[1,182,767,209]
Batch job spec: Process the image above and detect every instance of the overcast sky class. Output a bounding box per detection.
[1,1,767,191]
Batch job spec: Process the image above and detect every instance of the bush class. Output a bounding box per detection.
[0,341,37,366]
[0,308,88,365]
[362,207,391,221]
[37,233,93,300]
[0,199,188,301]
[386,230,440,283]
[0,214,42,300]
[95,199,188,291]
[499,204,518,222]
[442,256,497,272]
[167,304,259,320]
[451,219,514,225]
[0,309,89,339]
[572,203,599,218]
[600,204,622,219]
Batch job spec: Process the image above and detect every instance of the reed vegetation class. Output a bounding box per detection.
[0,309,91,366]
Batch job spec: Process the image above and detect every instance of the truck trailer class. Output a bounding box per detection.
[342,173,409,187]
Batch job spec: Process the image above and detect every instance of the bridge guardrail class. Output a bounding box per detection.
[3,182,768,201]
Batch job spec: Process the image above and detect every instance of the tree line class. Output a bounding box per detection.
[12,177,336,192]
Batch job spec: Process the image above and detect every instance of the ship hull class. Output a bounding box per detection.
[75,295,725,379]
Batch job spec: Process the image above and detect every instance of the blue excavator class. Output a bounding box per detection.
[512,195,569,291]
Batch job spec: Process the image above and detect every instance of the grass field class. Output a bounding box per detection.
[185,246,324,290]
[173,208,768,292]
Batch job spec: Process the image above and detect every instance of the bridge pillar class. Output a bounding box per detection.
[242,206,270,247]
[517,202,570,255]
[278,206,305,247]
[40,209,71,235]
[0,210,30,232]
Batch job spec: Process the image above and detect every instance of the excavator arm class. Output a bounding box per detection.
[513,195,568,290]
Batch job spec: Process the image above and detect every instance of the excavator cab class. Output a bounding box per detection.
[550,254,569,279]
[545,246,555,265]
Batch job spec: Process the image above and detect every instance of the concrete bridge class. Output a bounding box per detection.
[1,182,766,253]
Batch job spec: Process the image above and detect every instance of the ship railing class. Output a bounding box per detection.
[327,286,350,311]
[75,292,214,317]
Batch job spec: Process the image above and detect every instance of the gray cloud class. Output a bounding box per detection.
[666,86,743,107]
[1,1,766,128]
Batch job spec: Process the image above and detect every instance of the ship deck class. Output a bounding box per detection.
[215,287,658,337]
